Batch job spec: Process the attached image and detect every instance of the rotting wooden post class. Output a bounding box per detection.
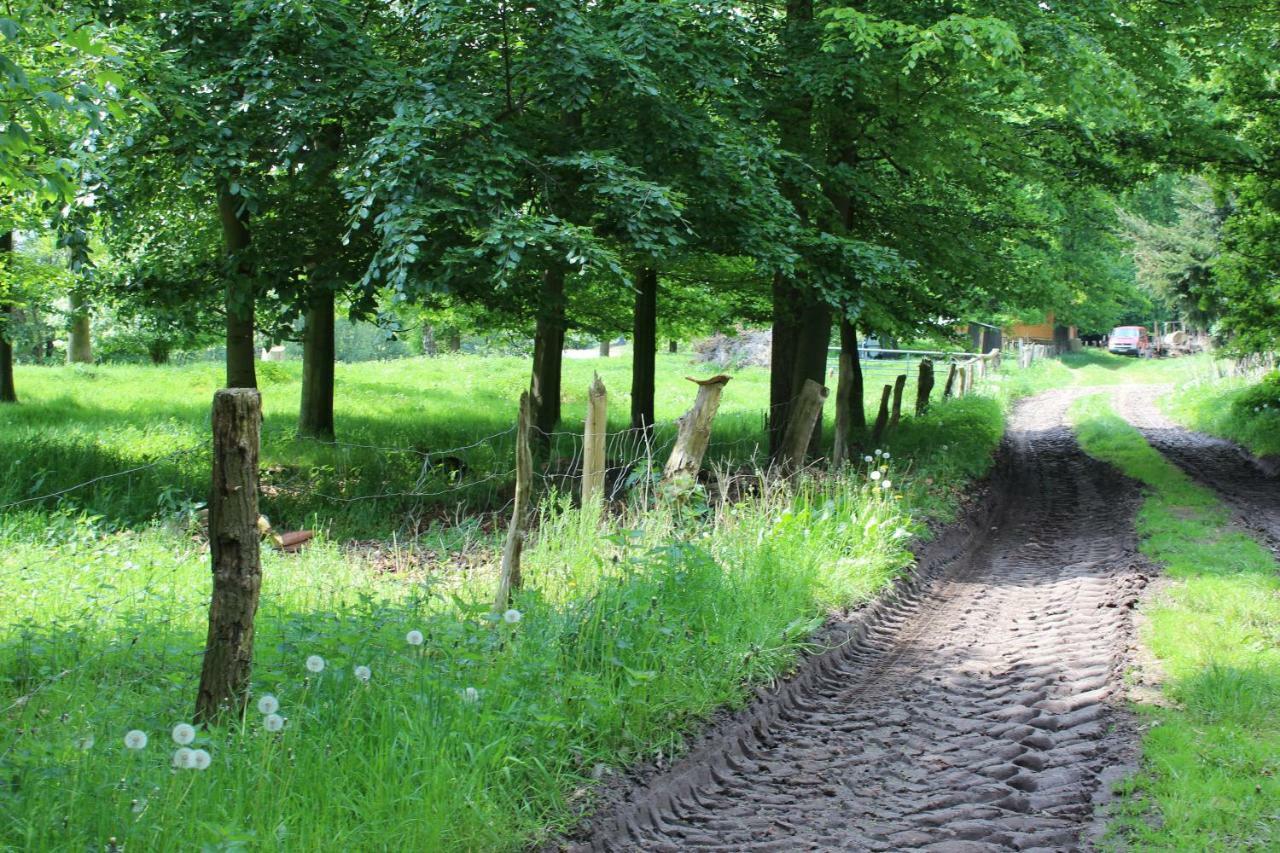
[888,374,908,431]
[967,362,977,392]
[581,374,607,508]
[663,375,731,482]
[196,389,263,725]
[494,392,533,613]
[989,348,1001,372]
[944,363,958,399]
[779,379,829,471]
[915,359,935,416]
[870,383,892,446]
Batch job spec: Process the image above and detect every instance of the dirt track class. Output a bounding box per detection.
[1112,384,1280,553]
[574,390,1152,851]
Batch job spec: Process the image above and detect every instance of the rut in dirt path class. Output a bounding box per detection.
[576,391,1150,852]
[1111,384,1280,553]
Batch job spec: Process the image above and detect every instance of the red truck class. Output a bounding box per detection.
[1108,326,1151,357]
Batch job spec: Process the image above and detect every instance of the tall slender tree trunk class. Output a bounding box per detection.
[219,184,256,389]
[668,340,678,354]
[67,291,92,364]
[298,288,336,440]
[422,324,437,356]
[0,231,15,404]
[792,299,831,457]
[446,330,461,352]
[833,318,865,464]
[530,266,566,438]
[769,274,801,455]
[631,266,658,431]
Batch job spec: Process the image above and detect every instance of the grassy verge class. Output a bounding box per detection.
[1070,395,1280,849]
[1163,370,1280,460]
[0,355,1065,849]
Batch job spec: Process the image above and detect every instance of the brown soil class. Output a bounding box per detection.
[565,390,1154,851]
[1111,384,1280,553]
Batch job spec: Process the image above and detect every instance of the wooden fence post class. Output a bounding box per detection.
[494,392,533,613]
[581,374,607,508]
[196,389,263,724]
[944,363,958,399]
[915,359,935,416]
[888,373,907,431]
[870,383,892,446]
[779,379,829,471]
[989,348,1001,371]
[664,375,731,481]
[967,362,976,392]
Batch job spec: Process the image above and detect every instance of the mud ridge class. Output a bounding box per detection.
[564,392,1153,852]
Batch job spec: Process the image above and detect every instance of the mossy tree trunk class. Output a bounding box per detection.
[298,288,336,440]
[530,266,565,439]
[219,183,257,389]
[631,266,658,431]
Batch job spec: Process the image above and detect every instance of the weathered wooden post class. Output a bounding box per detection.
[196,389,262,724]
[944,363,959,399]
[663,375,731,481]
[870,383,892,446]
[494,392,533,613]
[581,374,607,508]
[779,379,829,471]
[989,348,1001,372]
[888,373,908,431]
[915,359,935,416]
[967,362,976,392]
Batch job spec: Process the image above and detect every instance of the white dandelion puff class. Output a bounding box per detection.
[257,695,279,715]
[874,449,883,457]
[502,609,522,625]
[863,455,874,463]
[461,687,480,703]
[172,747,195,769]
[305,655,326,673]
[76,735,95,751]
[883,452,891,460]
[124,730,148,750]
[406,630,424,646]
[870,470,882,481]
[354,665,371,683]
[191,749,212,771]
[881,480,893,490]
[264,713,285,733]
[171,723,195,746]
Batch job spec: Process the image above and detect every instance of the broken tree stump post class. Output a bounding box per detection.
[663,375,731,482]
[888,374,908,431]
[870,383,892,447]
[989,348,1001,372]
[779,379,829,472]
[944,363,958,399]
[494,392,533,613]
[915,359,935,416]
[581,373,607,508]
[196,388,263,725]
[967,362,977,392]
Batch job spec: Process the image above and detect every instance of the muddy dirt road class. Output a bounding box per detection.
[577,390,1152,851]
[1112,384,1280,553]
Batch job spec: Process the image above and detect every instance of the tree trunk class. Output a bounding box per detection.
[298,289,336,440]
[631,267,658,431]
[422,324,437,357]
[915,358,935,416]
[196,388,262,724]
[598,339,610,357]
[218,184,256,389]
[870,384,892,447]
[0,231,14,404]
[446,331,461,352]
[664,375,731,481]
[779,379,829,472]
[888,373,907,431]
[148,339,172,365]
[832,318,865,466]
[769,274,800,455]
[668,340,678,354]
[530,266,566,438]
[791,300,832,457]
[67,291,92,364]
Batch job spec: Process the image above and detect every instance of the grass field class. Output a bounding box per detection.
[1072,396,1280,849]
[0,351,1063,850]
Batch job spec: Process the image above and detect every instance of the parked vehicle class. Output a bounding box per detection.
[1108,326,1150,356]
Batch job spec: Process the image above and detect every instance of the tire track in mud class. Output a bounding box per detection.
[1111,385,1280,553]
[573,391,1150,852]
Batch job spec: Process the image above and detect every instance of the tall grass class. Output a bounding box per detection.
[1071,396,1280,849]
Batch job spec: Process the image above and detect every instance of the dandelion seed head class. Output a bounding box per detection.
[124,730,148,750]
[870,470,882,481]
[881,480,893,490]
[264,713,285,733]
[257,695,279,715]
[305,655,326,673]
[77,735,95,751]
[874,449,883,457]
[406,630,424,646]
[883,452,891,460]
[863,455,874,463]
[191,749,212,771]
[354,665,371,683]
[171,723,195,746]
[502,609,522,625]
[172,747,195,769]
[461,687,480,703]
